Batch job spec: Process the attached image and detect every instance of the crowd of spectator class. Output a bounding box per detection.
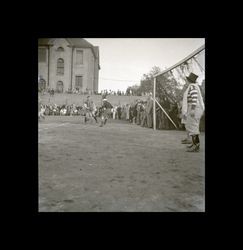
[38,87,153,97]
[39,94,204,131]
[109,95,181,130]
[39,97,181,130]
[39,103,86,116]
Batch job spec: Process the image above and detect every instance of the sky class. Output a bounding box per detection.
[85,38,205,92]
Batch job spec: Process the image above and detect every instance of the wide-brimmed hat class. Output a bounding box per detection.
[186,73,198,83]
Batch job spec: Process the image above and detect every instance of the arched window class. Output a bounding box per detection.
[57,58,64,75]
[57,47,64,52]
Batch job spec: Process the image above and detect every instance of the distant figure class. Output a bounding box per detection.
[112,106,117,119]
[125,104,130,121]
[50,88,54,97]
[117,105,122,119]
[84,96,98,123]
[145,94,153,128]
[60,105,67,116]
[38,97,45,120]
[99,97,113,127]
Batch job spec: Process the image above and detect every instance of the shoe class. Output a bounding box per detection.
[186,144,194,148]
[181,139,192,144]
[186,144,200,152]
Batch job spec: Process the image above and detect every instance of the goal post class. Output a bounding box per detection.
[152,44,205,131]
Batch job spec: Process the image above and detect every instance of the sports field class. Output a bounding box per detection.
[38,116,205,212]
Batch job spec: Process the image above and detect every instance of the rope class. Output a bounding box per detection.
[193,56,205,73]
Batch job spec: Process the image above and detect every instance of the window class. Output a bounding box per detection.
[75,76,83,88]
[57,47,64,52]
[56,81,64,93]
[57,58,64,75]
[38,48,46,62]
[76,50,83,65]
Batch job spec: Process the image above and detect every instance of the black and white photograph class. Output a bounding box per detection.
[38,38,205,212]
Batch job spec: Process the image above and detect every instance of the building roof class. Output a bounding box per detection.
[66,38,94,48]
[38,38,53,46]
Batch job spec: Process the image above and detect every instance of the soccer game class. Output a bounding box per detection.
[38,38,205,212]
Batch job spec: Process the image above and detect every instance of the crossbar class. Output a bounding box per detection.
[154,44,205,78]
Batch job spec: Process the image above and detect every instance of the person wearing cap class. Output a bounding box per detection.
[182,73,204,152]
[99,97,113,127]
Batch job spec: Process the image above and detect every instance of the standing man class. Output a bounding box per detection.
[117,105,122,120]
[99,97,113,127]
[38,97,45,120]
[182,73,205,152]
[146,93,153,128]
[140,101,147,127]
[136,100,142,125]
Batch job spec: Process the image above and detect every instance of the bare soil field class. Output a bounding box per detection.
[38,116,205,212]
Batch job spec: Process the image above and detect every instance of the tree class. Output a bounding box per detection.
[138,66,162,94]
[126,65,187,103]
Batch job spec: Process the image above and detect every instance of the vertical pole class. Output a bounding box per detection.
[153,77,156,130]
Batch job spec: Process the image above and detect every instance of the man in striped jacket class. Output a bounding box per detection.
[182,73,205,152]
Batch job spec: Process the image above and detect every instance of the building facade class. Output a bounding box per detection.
[38,38,100,93]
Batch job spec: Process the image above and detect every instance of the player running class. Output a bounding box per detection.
[99,97,113,127]
[83,96,98,124]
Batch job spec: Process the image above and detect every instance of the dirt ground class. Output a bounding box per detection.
[38,116,205,212]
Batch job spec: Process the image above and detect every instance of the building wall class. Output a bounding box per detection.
[38,46,49,85]
[94,57,99,92]
[72,48,88,91]
[87,49,95,92]
[49,39,72,92]
[38,38,99,93]
[72,48,96,92]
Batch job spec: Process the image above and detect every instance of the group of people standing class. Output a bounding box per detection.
[39,72,204,152]
[110,94,179,130]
